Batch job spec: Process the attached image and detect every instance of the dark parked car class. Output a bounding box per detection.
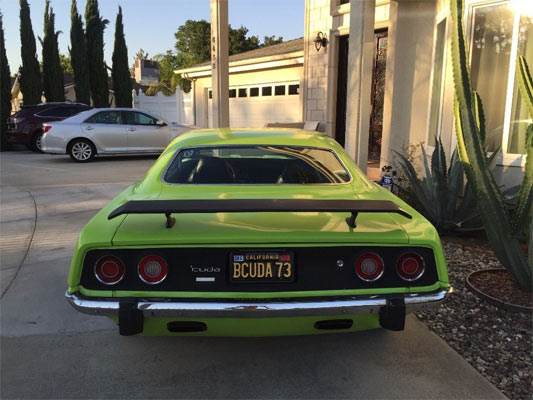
[7,102,91,152]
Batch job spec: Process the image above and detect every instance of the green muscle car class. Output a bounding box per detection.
[66,128,450,336]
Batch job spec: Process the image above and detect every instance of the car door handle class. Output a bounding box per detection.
[85,126,93,131]
[127,127,136,132]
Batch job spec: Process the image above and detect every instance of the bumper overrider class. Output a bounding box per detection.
[65,289,450,336]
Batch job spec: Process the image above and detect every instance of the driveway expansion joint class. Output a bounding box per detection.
[1,189,38,299]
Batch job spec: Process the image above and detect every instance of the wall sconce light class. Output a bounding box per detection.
[313,32,328,52]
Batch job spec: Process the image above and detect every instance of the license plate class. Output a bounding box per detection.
[230,251,295,283]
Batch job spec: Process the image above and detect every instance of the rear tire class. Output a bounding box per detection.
[68,139,96,162]
[31,131,43,153]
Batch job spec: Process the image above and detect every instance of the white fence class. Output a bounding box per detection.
[133,89,193,125]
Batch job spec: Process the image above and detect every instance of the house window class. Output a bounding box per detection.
[275,85,286,95]
[229,89,236,98]
[427,18,447,147]
[288,84,300,95]
[469,2,515,152]
[262,86,272,96]
[452,0,533,160]
[250,87,259,97]
[208,90,212,99]
[238,88,247,97]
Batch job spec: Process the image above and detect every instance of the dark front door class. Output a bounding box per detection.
[335,35,349,148]
[368,30,388,162]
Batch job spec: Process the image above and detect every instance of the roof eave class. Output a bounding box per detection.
[174,50,304,77]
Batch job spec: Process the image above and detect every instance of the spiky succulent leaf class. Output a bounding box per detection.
[511,125,533,234]
[431,136,447,179]
[517,56,533,118]
[394,138,481,233]
[421,145,441,225]
[446,149,464,218]
[394,150,432,217]
[473,91,486,145]
[512,56,533,236]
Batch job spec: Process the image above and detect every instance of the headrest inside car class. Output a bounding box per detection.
[189,157,235,184]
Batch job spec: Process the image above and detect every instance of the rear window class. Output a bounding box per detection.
[36,106,78,118]
[164,146,351,184]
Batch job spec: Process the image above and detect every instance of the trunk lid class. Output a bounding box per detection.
[111,185,409,246]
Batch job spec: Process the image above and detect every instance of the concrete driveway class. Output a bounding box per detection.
[0,150,504,399]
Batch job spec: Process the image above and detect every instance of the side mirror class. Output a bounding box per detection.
[156,120,167,127]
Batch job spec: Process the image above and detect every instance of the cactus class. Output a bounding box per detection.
[450,0,532,291]
[513,57,533,237]
[515,56,533,273]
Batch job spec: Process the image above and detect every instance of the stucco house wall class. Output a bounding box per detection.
[303,0,390,135]
[302,0,528,187]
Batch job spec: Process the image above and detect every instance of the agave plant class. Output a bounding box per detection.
[450,0,532,291]
[394,137,496,233]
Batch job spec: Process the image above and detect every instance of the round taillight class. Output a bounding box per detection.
[94,255,125,285]
[355,253,384,282]
[138,255,168,284]
[397,253,425,281]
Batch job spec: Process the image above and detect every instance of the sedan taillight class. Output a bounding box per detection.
[396,253,425,281]
[94,255,125,285]
[138,255,168,284]
[42,125,52,133]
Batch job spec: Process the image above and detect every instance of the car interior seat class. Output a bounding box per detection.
[188,157,236,184]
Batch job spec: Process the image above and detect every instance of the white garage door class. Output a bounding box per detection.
[207,82,301,128]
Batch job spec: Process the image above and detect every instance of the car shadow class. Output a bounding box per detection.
[42,154,160,164]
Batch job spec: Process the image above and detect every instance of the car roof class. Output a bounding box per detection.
[169,128,336,149]
[87,107,156,112]
[29,102,89,108]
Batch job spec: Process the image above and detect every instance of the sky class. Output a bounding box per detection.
[0,0,304,72]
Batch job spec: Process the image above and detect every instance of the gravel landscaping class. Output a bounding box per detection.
[416,244,532,400]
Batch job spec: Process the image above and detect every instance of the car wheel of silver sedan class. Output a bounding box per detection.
[68,139,96,163]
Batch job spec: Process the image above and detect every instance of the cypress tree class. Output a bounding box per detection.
[70,0,90,105]
[111,6,132,107]
[19,0,42,105]
[41,0,64,102]
[85,0,109,107]
[0,12,12,151]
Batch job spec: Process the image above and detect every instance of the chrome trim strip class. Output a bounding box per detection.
[65,289,449,318]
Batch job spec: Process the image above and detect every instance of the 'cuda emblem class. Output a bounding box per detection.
[190,265,221,273]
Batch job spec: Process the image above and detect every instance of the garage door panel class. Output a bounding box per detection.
[207,82,300,128]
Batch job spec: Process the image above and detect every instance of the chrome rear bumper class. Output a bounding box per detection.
[65,289,449,319]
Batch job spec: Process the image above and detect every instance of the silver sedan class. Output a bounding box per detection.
[41,108,191,162]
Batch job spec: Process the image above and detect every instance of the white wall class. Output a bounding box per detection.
[133,89,193,125]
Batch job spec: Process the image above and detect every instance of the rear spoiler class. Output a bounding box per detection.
[108,199,412,229]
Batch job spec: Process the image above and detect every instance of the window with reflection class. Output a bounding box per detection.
[428,18,447,147]
[470,2,515,152]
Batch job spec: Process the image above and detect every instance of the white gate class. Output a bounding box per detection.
[133,89,193,125]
